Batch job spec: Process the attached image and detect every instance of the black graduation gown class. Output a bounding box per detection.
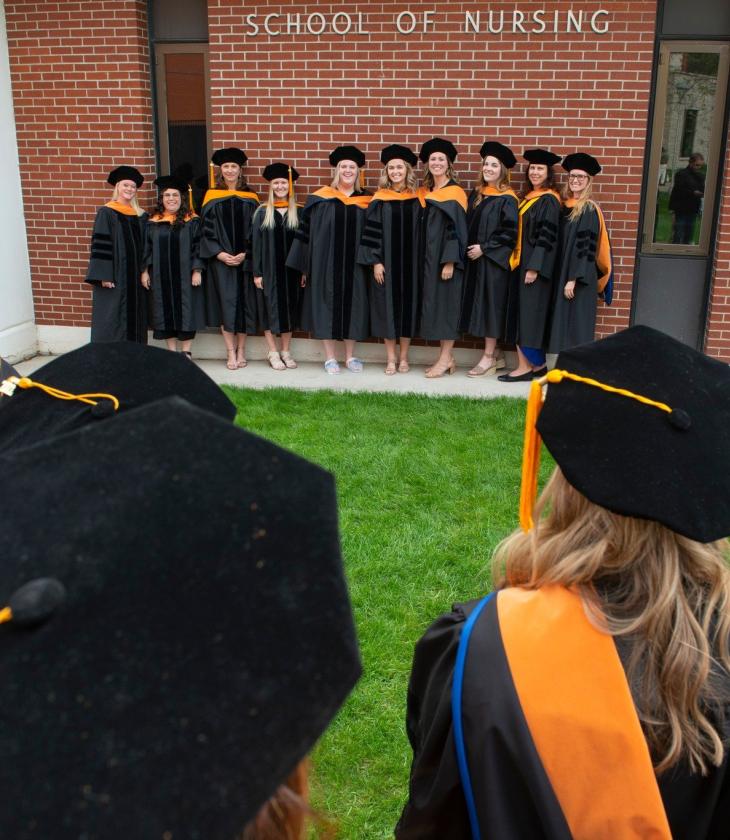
[504,192,560,348]
[357,192,420,340]
[85,205,148,343]
[396,594,730,840]
[199,191,266,334]
[143,216,206,334]
[286,188,370,341]
[251,206,301,335]
[547,203,601,353]
[459,189,519,339]
[417,182,468,341]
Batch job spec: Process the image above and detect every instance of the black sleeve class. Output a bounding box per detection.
[483,195,519,269]
[85,207,114,286]
[526,196,560,278]
[395,608,471,840]
[567,206,600,286]
[357,200,384,266]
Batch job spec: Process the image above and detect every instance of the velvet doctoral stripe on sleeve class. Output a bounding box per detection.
[85,206,148,343]
[358,193,420,339]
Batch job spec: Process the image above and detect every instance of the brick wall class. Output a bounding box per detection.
[208,0,658,347]
[5,0,155,328]
[12,0,729,361]
[705,140,730,359]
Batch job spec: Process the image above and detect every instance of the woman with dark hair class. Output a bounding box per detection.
[199,147,261,370]
[141,175,205,358]
[252,162,303,370]
[358,144,421,374]
[460,141,519,377]
[397,326,730,839]
[499,148,561,382]
[286,145,372,374]
[416,138,468,378]
[548,152,612,354]
[85,165,148,343]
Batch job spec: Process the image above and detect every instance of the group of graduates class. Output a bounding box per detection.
[85,138,611,379]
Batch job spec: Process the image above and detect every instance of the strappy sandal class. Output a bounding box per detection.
[467,356,498,377]
[280,351,297,369]
[398,360,410,373]
[385,360,397,376]
[267,350,286,371]
[226,349,237,370]
[236,354,248,369]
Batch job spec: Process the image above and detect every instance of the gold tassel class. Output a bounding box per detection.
[188,184,194,212]
[209,162,215,190]
[519,377,547,532]
[288,165,293,198]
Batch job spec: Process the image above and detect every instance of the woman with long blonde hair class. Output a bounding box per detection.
[85,165,148,342]
[548,152,613,353]
[459,141,519,377]
[252,162,303,370]
[357,144,421,374]
[397,326,730,839]
[286,146,372,374]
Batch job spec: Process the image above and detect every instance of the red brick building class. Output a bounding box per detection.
[2,0,729,361]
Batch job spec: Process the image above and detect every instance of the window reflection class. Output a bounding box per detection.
[653,52,718,246]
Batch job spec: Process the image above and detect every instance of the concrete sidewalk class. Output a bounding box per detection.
[14,353,533,399]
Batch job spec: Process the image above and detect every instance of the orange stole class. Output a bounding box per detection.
[497,586,671,840]
[372,188,420,203]
[419,184,468,211]
[202,189,259,207]
[312,186,372,209]
[105,201,138,216]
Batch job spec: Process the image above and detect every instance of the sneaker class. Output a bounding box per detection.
[345,357,364,372]
[324,358,341,375]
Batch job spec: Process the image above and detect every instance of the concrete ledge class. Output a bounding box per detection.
[0,320,37,363]
[34,325,522,368]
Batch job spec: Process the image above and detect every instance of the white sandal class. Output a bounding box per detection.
[280,351,297,369]
[267,350,286,371]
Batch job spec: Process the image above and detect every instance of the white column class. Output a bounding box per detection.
[0,0,36,362]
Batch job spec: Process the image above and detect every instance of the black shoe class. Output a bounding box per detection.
[532,366,548,376]
[497,370,535,382]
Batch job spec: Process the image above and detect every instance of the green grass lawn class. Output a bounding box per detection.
[224,387,554,838]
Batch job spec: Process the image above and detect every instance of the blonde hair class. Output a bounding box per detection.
[472,159,511,207]
[492,468,730,775]
[562,176,594,221]
[377,162,418,192]
[330,162,360,192]
[423,160,459,191]
[258,184,299,230]
[111,184,144,217]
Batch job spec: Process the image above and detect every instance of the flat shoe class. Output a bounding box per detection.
[398,360,410,373]
[532,366,548,377]
[226,350,237,371]
[324,358,340,375]
[237,357,247,369]
[346,357,364,372]
[497,370,534,382]
[385,361,397,375]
